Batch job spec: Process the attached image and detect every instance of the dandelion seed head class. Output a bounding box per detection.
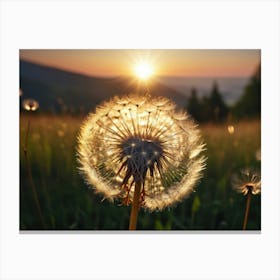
[77,94,206,211]
[22,99,39,111]
[232,168,261,195]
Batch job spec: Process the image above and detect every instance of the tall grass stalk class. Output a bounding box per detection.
[23,119,46,229]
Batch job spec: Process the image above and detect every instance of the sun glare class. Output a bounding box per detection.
[134,62,154,81]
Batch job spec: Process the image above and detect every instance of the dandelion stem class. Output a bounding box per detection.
[23,119,46,229]
[243,190,252,230]
[129,181,141,230]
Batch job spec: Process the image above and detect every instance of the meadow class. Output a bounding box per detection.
[20,113,261,230]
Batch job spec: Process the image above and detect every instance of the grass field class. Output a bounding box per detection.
[20,113,261,230]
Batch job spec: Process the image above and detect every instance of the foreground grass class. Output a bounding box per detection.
[20,114,261,230]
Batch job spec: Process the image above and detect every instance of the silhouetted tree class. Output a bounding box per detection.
[186,87,202,122]
[233,64,261,119]
[208,81,228,122]
[199,96,211,122]
[186,81,229,123]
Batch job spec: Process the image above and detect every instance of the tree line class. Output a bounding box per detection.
[185,65,261,123]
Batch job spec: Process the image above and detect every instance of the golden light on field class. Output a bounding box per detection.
[133,61,154,81]
[227,125,235,134]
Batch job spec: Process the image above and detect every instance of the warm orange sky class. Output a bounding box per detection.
[20,49,260,78]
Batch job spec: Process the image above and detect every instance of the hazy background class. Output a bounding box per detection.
[19,49,260,119]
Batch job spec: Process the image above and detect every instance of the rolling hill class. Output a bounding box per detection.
[20,60,188,114]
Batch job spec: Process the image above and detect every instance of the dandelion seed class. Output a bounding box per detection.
[232,168,261,195]
[77,94,206,212]
[22,99,39,111]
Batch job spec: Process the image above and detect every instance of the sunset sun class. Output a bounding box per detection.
[134,61,154,80]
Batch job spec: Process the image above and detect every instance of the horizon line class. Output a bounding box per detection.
[20,58,254,79]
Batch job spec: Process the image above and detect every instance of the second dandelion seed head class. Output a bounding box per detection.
[232,168,261,195]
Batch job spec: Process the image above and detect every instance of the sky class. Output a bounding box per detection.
[20,49,260,78]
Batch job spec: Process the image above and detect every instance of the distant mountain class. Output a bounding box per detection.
[157,76,250,106]
[20,60,188,114]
